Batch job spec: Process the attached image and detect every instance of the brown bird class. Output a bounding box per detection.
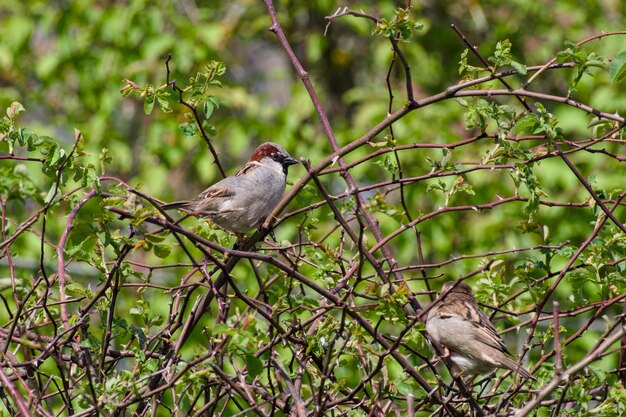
[163,142,298,233]
[426,281,534,380]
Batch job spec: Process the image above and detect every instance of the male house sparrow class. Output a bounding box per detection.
[426,281,534,380]
[163,142,298,233]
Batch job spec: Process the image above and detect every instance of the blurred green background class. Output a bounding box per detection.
[1,0,626,414]
[2,0,625,286]
[2,0,624,193]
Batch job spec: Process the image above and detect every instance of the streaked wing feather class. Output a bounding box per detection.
[197,187,234,200]
[437,300,510,354]
[473,309,511,354]
[234,162,260,177]
[190,186,236,213]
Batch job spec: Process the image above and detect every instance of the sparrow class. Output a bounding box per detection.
[425,281,534,380]
[163,142,299,233]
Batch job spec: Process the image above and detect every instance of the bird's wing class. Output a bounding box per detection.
[437,300,510,354]
[197,186,234,200]
[234,161,261,177]
[192,185,236,212]
[472,307,511,354]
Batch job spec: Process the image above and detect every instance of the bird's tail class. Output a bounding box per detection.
[162,201,190,210]
[501,356,535,381]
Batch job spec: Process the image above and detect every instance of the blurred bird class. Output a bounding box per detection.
[426,281,534,380]
[163,142,298,233]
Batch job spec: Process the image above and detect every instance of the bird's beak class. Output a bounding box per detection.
[283,156,299,166]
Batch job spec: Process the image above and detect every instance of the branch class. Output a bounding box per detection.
[514,326,626,416]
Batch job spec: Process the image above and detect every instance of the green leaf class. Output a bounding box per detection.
[6,102,25,120]
[372,8,423,41]
[510,60,527,75]
[43,184,59,204]
[145,233,167,244]
[179,122,198,137]
[202,121,217,136]
[203,101,214,119]
[426,180,447,193]
[609,51,626,81]
[132,207,156,226]
[156,94,172,113]
[143,95,155,115]
[245,354,264,379]
[489,39,513,69]
[513,113,540,135]
[373,155,398,176]
[153,244,171,259]
[82,164,97,187]
[66,283,90,297]
[459,48,488,76]
[131,325,147,349]
[19,128,34,148]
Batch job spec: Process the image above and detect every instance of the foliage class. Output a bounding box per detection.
[1,0,626,416]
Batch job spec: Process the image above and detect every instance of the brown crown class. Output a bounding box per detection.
[249,142,283,162]
[441,281,474,297]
